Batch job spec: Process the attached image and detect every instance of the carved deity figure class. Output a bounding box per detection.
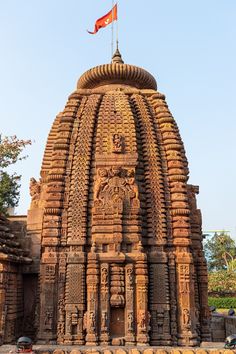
[112,133,123,153]
[29,177,41,201]
[110,165,122,178]
[44,310,53,329]
[138,311,146,331]
[101,311,107,330]
[128,312,133,331]
[83,311,88,331]
[127,268,133,285]
[125,169,139,199]
[101,267,108,285]
[89,311,95,332]
[183,308,191,327]
[94,169,109,201]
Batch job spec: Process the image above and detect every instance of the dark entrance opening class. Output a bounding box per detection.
[110,308,125,337]
[22,274,38,339]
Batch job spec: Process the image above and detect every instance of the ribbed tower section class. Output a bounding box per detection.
[31,52,210,346]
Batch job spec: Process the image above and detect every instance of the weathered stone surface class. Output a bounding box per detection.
[0,51,211,347]
[129,349,141,354]
[155,351,168,354]
[70,350,82,354]
[143,349,154,354]
[53,350,66,354]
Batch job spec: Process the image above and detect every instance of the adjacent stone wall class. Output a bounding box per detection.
[211,314,236,342]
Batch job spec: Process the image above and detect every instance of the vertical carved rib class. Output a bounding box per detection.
[38,95,82,342]
[67,94,102,244]
[130,94,166,245]
[150,93,199,345]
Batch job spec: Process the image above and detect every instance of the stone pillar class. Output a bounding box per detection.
[149,249,172,346]
[99,264,110,345]
[136,247,149,345]
[64,257,86,345]
[38,262,58,341]
[197,253,211,341]
[85,245,99,345]
[168,252,178,345]
[175,251,198,346]
[125,264,135,344]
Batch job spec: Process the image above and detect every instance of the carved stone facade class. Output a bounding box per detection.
[0,215,32,344]
[0,52,210,346]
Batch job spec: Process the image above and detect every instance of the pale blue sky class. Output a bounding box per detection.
[0,1,235,240]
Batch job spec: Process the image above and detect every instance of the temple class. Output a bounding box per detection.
[0,51,210,346]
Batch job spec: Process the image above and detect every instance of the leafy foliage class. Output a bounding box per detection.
[208,296,236,309]
[0,135,31,169]
[0,135,31,215]
[204,232,236,271]
[0,172,20,213]
[208,270,236,293]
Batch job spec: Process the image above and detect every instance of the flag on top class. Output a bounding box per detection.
[87,3,117,34]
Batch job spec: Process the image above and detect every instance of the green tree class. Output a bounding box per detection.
[0,135,31,215]
[204,232,236,271]
[208,270,236,293]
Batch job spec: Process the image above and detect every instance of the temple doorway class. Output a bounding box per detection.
[110,308,125,338]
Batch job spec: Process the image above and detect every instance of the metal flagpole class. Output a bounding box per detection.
[111,0,114,58]
[116,1,119,50]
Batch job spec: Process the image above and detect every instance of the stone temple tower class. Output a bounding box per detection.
[28,50,210,346]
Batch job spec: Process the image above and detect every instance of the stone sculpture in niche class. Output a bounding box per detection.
[44,310,53,330]
[101,268,108,285]
[29,177,41,207]
[128,312,134,331]
[101,312,107,331]
[112,133,123,153]
[125,169,139,200]
[89,312,95,332]
[94,169,109,201]
[139,311,146,331]
[183,309,191,327]
[94,166,139,211]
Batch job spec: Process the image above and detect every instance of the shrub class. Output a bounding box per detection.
[208,297,236,309]
[208,270,236,293]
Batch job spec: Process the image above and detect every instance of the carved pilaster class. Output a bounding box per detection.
[38,263,58,341]
[176,257,198,346]
[125,264,135,344]
[85,248,99,345]
[168,252,178,345]
[149,250,171,346]
[135,254,149,345]
[64,261,86,344]
[99,264,110,344]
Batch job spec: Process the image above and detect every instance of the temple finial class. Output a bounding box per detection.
[112,41,124,64]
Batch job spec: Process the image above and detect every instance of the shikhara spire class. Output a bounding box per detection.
[25,58,211,346]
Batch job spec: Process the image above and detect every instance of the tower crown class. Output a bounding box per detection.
[77,62,157,90]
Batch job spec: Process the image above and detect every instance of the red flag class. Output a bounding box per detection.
[88,4,117,34]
